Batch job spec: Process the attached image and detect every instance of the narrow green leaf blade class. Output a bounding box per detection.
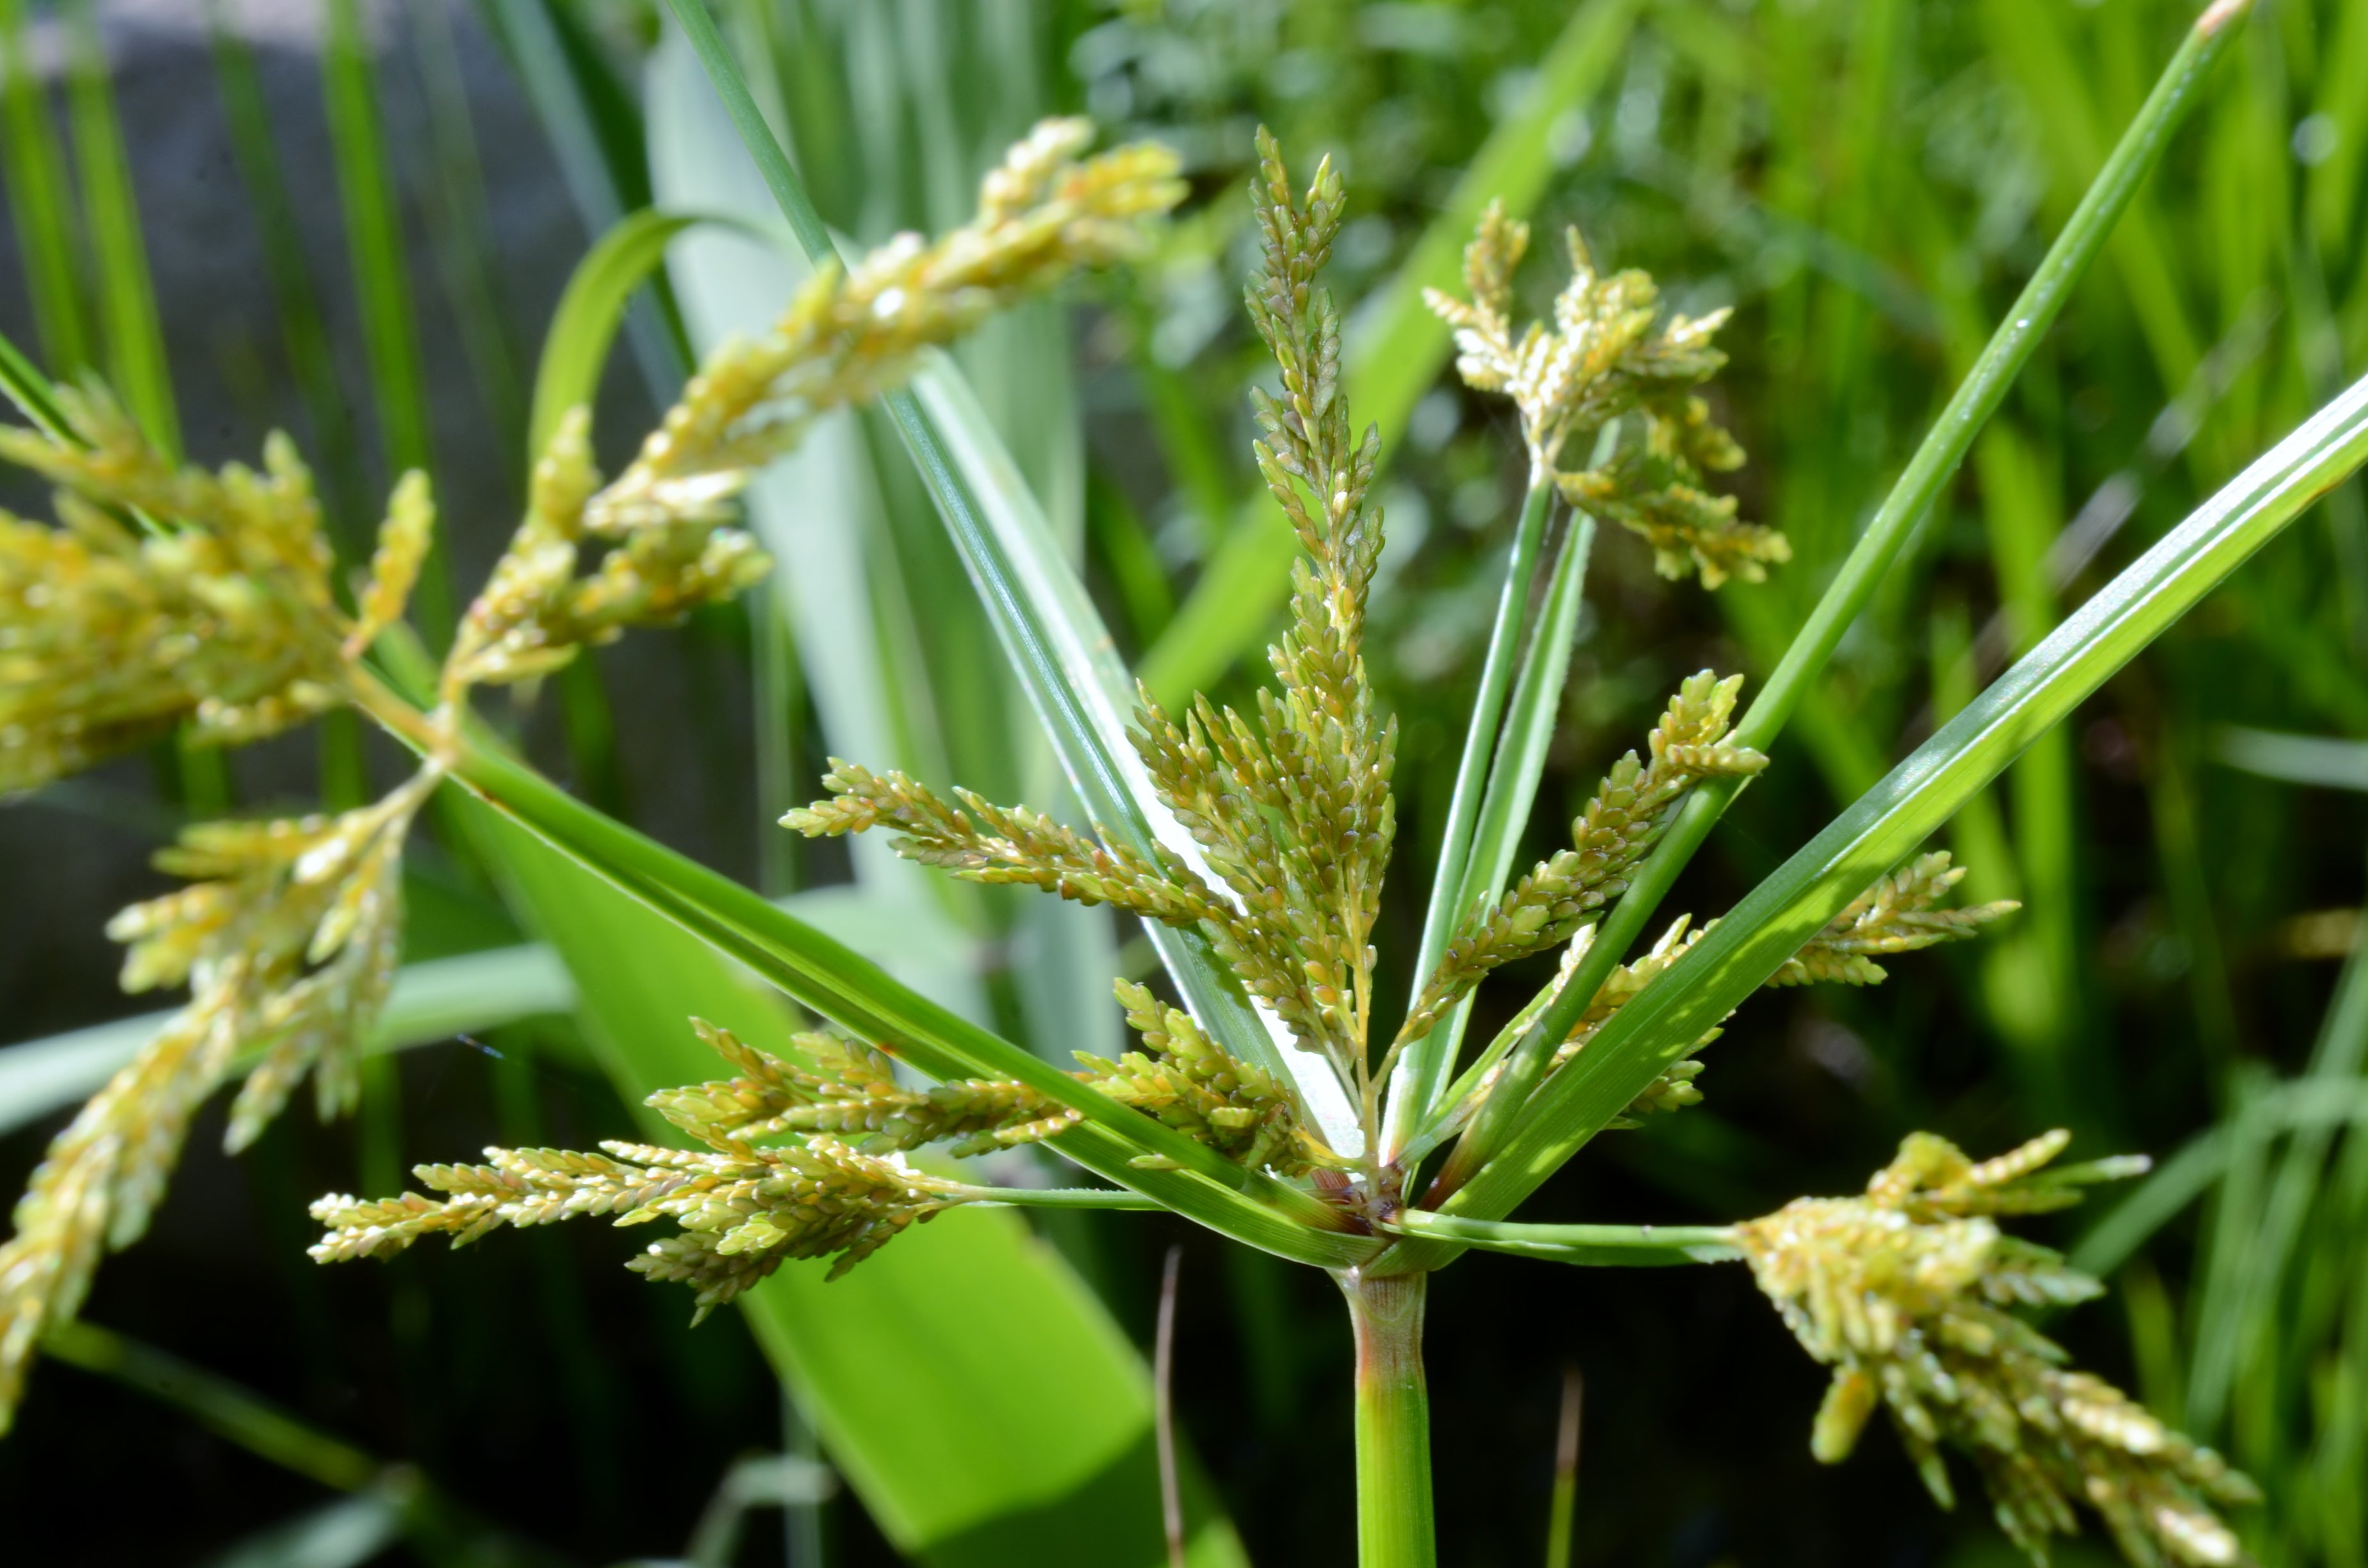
[1384,500,1594,1157]
[0,0,90,375]
[2210,726,2368,792]
[528,207,715,456]
[321,0,450,638]
[62,0,174,457]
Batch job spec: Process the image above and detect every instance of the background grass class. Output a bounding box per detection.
[1,1,2364,1564]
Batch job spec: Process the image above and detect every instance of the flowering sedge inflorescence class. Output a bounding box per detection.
[309,136,1987,1312]
[780,139,2004,1216]
[0,107,2257,1568]
[443,117,1183,699]
[0,118,1184,1432]
[311,1005,1336,1316]
[1732,1132,2257,1567]
[0,395,426,788]
[1424,202,1790,587]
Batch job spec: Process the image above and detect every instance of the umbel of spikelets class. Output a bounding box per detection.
[0,112,1188,1439]
[308,1000,1335,1311]
[444,117,1185,694]
[1734,1132,2258,1567]
[1413,850,2015,1150]
[0,390,431,792]
[1425,202,1789,587]
[0,772,431,1429]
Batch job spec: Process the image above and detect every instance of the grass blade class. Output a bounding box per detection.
[43,1320,378,1492]
[0,323,73,438]
[2210,725,2368,790]
[205,2,373,549]
[1387,1211,1737,1268]
[321,0,450,640]
[1136,0,1643,707]
[1980,0,2204,398]
[528,207,719,456]
[1432,364,2368,1239]
[0,0,88,375]
[61,0,173,457]
[2187,889,2368,1430]
[2072,1081,2368,1279]
[45,1321,564,1564]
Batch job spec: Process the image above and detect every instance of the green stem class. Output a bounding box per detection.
[1423,1,2254,1212]
[1383,471,1555,1154]
[955,1186,1167,1211]
[1543,1366,1579,1568]
[1387,1211,1739,1266]
[1341,1270,1436,1568]
[661,0,831,257]
[0,325,72,437]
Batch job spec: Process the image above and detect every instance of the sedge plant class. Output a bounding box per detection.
[0,0,2353,1562]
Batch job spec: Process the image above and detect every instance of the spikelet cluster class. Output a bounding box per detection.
[651,1019,1078,1159]
[1397,671,1766,1047]
[787,134,1396,1135]
[784,760,1228,930]
[441,401,774,691]
[1426,851,2014,1151]
[309,993,1324,1308]
[1092,982,1336,1176]
[445,122,1183,692]
[1426,204,1788,587]
[0,388,428,791]
[310,1136,964,1319]
[0,774,429,1430]
[310,1020,977,1312]
[1734,1132,2257,1567]
[598,117,1183,532]
[1775,852,2020,986]
[1132,127,1397,1086]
